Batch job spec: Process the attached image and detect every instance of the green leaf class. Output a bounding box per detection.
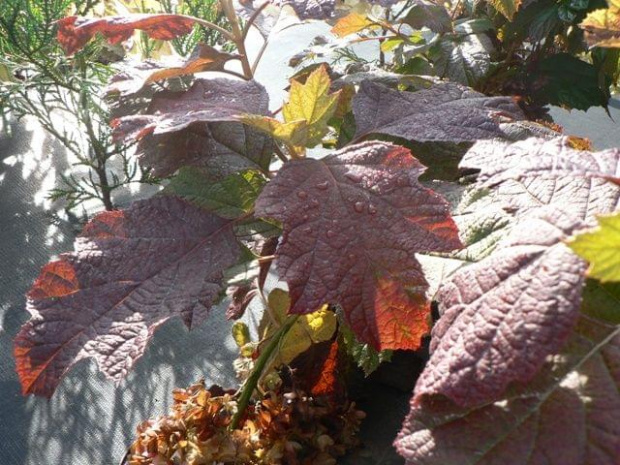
[569,212,620,281]
[528,53,611,110]
[581,279,620,324]
[165,168,267,219]
[340,320,393,376]
[266,289,338,365]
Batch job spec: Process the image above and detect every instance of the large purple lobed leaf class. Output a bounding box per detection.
[396,319,620,465]
[112,78,273,177]
[15,196,241,397]
[352,80,524,143]
[415,209,588,407]
[255,141,461,350]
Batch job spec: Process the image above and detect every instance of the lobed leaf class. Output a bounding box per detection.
[415,209,588,407]
[461,137,620,223]
[396,318,620,465]
[57,14,197,55]
[352,80,523,143]
[255,141,461,350]
[15,196,242,397]
[112,78,273,177]
[282,65,341,146]
[489,0,523,19]
[569,212,620,282]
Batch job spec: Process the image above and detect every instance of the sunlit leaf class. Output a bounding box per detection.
[331,12,375,37]
[397,318,620,465]
[569,212,620,282]
[15,196,242,397]
[282,65,341,146]
[57,14,197,54]
[255,141,461,350]
[416,209,588,407]
[581,0,620,48]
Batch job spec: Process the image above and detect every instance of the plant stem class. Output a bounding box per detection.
[221,0,254,79]
[229,314,300,430]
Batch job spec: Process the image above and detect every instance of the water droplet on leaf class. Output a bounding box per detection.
[297,190,308,199]
[345,172,363,183]
[315,181,330,190]
[326,230,336,238]
[368,204,377,214]
[354,202,364,213]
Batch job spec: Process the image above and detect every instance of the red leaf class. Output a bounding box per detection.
[255,141,461,351]
[57,14,196,55]
[111,78,273,177]
[15,196,241,397]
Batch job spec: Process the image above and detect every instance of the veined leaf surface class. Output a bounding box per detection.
[255,141,461,350]
[397,318,620,465]
[352,81,523,143]
[15,196,241,397]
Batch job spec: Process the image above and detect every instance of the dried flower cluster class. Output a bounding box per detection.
[127,381,365,465]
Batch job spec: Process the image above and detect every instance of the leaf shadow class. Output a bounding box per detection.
[0,117,238,465]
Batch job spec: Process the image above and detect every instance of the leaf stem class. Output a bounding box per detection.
[242,0,270,41]
[230,314,300,430]
[220,0,254,79]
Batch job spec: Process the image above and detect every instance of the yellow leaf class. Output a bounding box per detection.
[278,305,337,364]
[581,0,620,48]
[232,321,251,348]
[282,65,341,147]
[331,12,375,38]
[265,289,337,365]
[239,114,309,150]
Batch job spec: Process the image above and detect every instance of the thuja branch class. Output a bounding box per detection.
[230,314,300,430]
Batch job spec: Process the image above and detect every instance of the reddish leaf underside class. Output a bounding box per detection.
[255,141,461,351]
[57,14,197,55]
[111,78,273,177]
[396,320,620,465]
[15,196,241,397]
[352,80,524,143]
[106,46,239,97]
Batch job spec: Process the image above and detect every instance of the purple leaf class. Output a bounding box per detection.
[396,318,620,465]
[461,137,620,223]
[255,141,461,350]
[352,80,524,143]
[112,78,273,177]
[415,209,588,407]
[15,196,241,397]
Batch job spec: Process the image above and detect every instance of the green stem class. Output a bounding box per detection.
[229,314,300,430]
